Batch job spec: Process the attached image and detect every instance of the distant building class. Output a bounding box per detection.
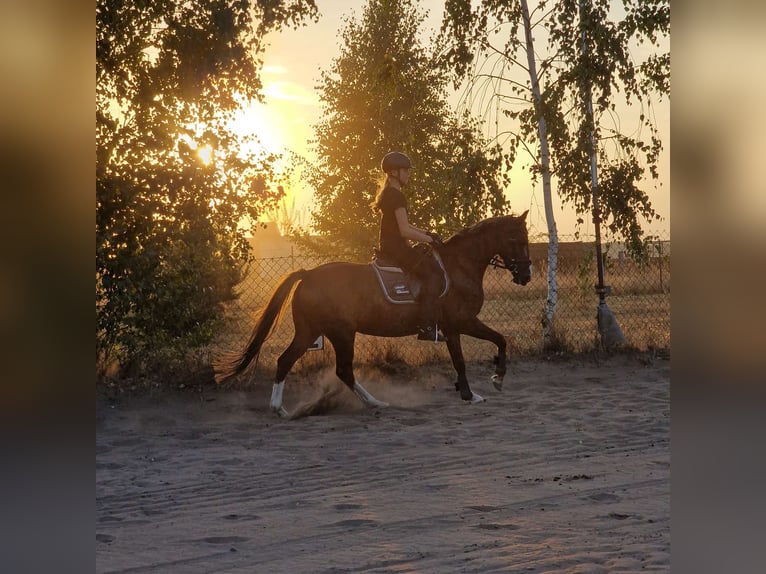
[603,240,671,261]
[528,241,595,271]
[247,222,294,259]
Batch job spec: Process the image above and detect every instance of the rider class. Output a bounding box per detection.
[373,151,446,342]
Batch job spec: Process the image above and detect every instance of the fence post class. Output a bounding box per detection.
[656,240,664,293]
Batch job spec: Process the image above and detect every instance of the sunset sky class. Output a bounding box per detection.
[232,0,670,239]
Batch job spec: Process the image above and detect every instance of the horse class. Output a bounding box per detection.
[215,211,532,417]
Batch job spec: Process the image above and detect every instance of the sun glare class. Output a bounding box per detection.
[197,144,213,165]
[229,99,284,157]
[225,86,319,224]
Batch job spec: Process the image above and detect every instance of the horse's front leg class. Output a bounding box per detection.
[445,331,484,404]
[461,318,507,391]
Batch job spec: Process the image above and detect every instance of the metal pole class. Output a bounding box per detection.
[579,0,624,348]
[579,0,605,300]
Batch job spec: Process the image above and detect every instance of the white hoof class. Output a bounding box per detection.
[270,382,289,417]
[491,374,503,391]
[464,392,485,404]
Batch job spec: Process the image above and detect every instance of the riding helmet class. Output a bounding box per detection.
[381,151,412,172]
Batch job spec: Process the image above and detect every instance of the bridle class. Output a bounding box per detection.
[489,237,531,273]
[490,255,532,272]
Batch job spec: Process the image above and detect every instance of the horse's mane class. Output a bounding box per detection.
[447,215,518,243]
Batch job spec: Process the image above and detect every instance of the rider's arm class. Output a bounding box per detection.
[394,207,436,244]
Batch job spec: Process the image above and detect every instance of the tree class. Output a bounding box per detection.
[305,0,511,260]
[96,0,318,372]
[441,0,669,345]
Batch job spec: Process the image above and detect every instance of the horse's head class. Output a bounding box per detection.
[498,211,532,286]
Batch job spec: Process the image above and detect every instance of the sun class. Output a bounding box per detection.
[196,144,213,165]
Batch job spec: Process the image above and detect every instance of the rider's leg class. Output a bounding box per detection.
[413,258,446,341]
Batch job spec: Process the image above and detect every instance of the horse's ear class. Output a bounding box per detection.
[520,209,529,220]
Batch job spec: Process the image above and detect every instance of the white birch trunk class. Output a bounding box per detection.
[520,0,559,347]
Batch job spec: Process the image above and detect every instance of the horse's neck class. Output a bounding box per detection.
[444,235,495,281]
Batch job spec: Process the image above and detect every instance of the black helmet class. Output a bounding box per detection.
[381,151,412,172]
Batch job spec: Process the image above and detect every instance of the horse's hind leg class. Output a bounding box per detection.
[271,322,318,418]
[327,330,388,409]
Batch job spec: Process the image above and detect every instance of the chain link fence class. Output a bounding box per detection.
[215,236,670,372]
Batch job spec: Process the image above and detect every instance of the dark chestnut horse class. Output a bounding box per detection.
[215,212,531,417]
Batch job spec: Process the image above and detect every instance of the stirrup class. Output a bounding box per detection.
[416,325,447,342]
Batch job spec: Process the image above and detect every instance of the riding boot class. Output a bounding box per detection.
[412,256,446,341]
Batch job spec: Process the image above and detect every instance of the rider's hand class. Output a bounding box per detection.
[427,231,443,247]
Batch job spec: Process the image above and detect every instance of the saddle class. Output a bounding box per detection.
[371,248,449,304]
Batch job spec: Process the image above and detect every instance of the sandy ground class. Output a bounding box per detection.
[96,354,669,573]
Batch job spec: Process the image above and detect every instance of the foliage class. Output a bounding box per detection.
[96,0,318,371]
[304,0,511,260]
[441,0,669,259]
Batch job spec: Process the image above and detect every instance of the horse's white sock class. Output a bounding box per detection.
[353,381,389,408]
[270,381,285,411]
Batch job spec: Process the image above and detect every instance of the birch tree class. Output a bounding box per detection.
[441,0,669,346]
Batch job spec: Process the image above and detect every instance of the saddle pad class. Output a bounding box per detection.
[371,252,449,305]
[371,261,419,304]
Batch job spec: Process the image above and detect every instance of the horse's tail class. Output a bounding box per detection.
[214,269,307,383]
